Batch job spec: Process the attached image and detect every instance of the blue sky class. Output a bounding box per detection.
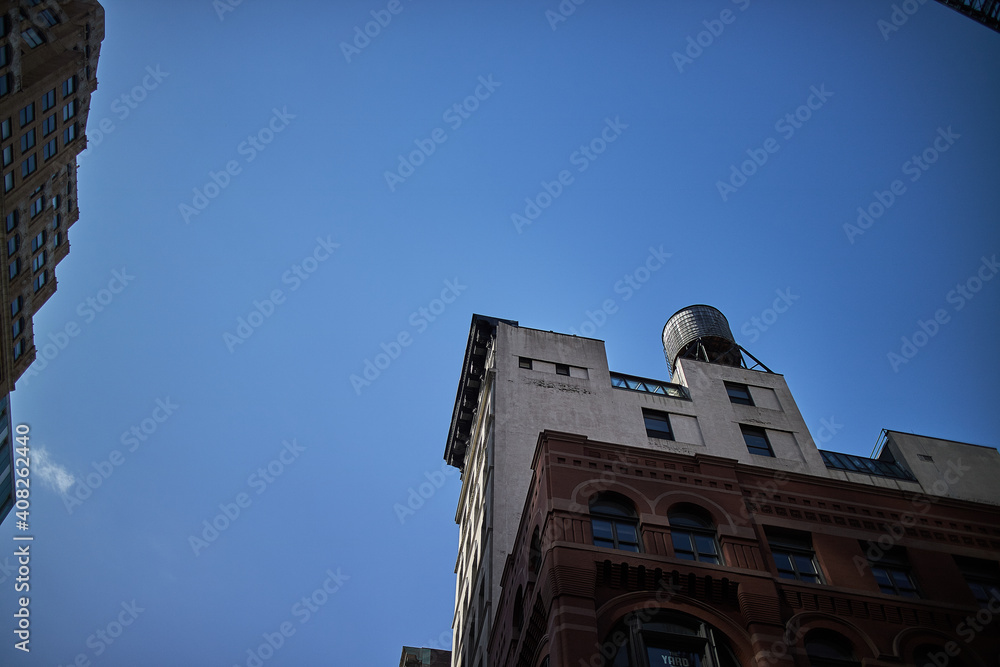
[2,1,999,665]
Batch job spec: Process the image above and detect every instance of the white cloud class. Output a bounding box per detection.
[31,447,75,495]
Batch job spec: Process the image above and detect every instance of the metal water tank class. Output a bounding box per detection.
[662,305,742,374]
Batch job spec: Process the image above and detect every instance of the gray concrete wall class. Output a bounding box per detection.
[883,431,1000,506]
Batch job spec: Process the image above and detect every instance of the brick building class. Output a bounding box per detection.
[0,0,104,523]
[443,307,1000,667]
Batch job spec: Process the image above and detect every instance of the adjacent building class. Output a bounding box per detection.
[0,0,104,522]
[443,307,1000,666]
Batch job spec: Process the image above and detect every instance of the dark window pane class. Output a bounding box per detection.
[616,523,638,543]
[672,532,693,553]
[694,534,717,555]
[592,519,614,540]
[794,555,817,574]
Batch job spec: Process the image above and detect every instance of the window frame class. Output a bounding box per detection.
[954,555,1000,608]
[864,543,920,598]
[642,408,674,440]
[668,507,722,564]
[32,269,47,292]
[741,424,774,457]
[555,363,570,376]
[725,382,754,406]
[590,494,642,553]
[19,103,34,127]
[604,610,740,667]
[518,357,532,370]
[766,529,823,584]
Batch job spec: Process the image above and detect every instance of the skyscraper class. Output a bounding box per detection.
[0,0,104,523]
[444,307,1000,666]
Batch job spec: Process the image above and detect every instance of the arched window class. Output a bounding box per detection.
[512,585,524,633]
[591,493,641,552]
[804,630,860,667]
[604,610,739,667]
[668,506,721,564]
[529,527,542,574]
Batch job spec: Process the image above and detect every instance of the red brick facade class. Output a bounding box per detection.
[489,431,1000,667]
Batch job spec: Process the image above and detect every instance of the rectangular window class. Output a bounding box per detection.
[38,9,58,27]
[31,231,44,252]
[30,197,43,217]
[23,128,38,149]
[3,171,12,192]
[19,103,34,127]
[864,543,919,597]
[555,363,570,376]
[63,123,77,144]
[0,119,8,139]
[62,100,76,122]
[6,235,17,256]
[767,529,823,583]
[643,408,674,440]
[726,382,754,406]
[2,145,11,166]
[8,257,19,280]
[41,89,55,111]
[13,339,22,360]
[53,213,60,229]
[51,195,59,209]
[42,139,56,160]
[518,357,532,370]
[741,425,774,457]
[21,28,43,48]
[0,45,7,68]
[62,76,75,97]
[32,270,46,292]
[11,295,22,316]
[5,211,16,231]
[11,317,22,338]
[955,556,1000,608]
[42,114,56,136]
[31,251,45,273]
[53,231,61,246]
[21,154,36,177]
[0,73,8,97]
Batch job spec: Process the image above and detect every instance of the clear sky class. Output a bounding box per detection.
[2,1,999,665]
